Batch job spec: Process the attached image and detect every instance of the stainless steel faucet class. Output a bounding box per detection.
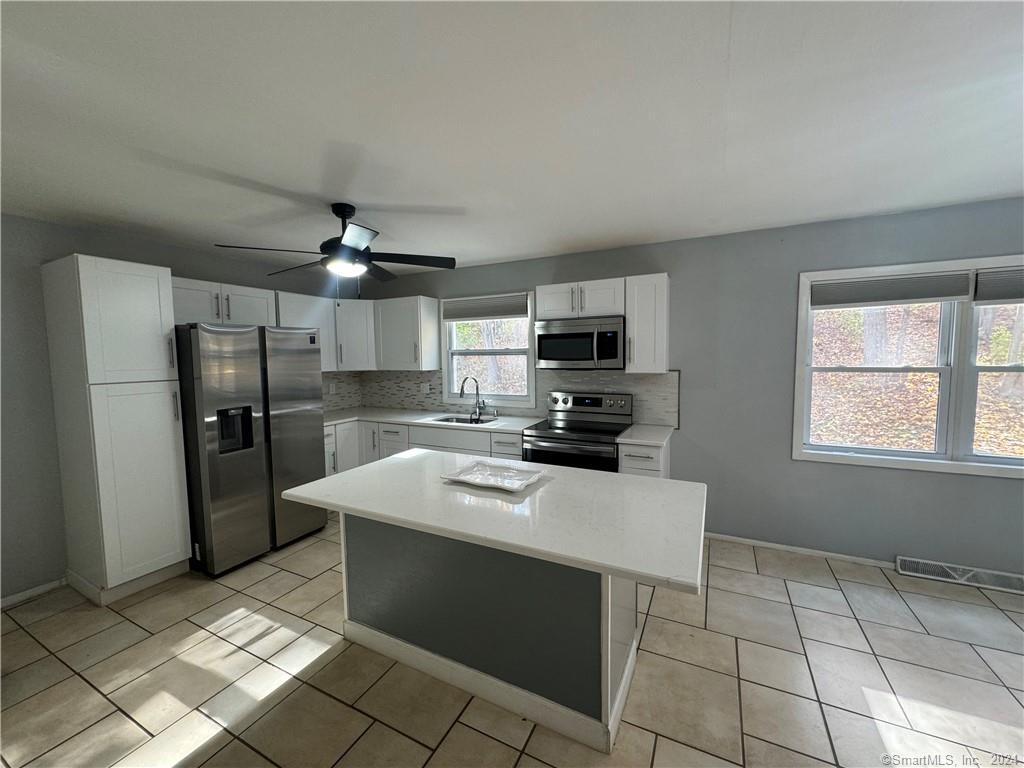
[458,376,486,422]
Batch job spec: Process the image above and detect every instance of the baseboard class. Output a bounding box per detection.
[704,532,893,569]
[1,577,67,609]
[607,630,640,747]
[345,620,613,754]
[96,562,190,606]
[66,561,189,606]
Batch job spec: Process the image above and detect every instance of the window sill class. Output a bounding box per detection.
[793,447,1023,479]
[441,394,536,410]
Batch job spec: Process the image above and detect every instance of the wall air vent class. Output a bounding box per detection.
[896,556,1023,595]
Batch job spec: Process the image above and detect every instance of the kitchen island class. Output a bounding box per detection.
[282,449,706,753]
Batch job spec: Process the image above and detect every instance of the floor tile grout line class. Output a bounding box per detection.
[620,715,796,767]
[787,572,840,768]
[212,735,287,768]
[320,710,375,768]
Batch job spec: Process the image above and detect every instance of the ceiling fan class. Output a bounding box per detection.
[214,202,456,282]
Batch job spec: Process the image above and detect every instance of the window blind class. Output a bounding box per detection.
[810,272,972,308]
[974,267,1024,304]
[441,293,530,321]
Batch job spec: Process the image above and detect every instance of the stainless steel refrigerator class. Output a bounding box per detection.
[176,323,326,575]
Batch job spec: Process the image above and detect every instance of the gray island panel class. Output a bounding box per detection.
[344,514,603,719]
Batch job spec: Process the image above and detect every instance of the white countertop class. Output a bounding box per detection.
[616,424,674,447]
[283,449,706,592]
[324,407,540,434]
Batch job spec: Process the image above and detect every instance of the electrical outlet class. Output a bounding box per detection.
[420,383,431,394]
[329,381,337,395]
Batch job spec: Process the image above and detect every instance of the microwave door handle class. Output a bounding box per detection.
[592,331,599,368]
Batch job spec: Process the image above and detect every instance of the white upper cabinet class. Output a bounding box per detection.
[336,299,377,371]
[277,291,338,372]
[172,278,275,326]
[578,278,625,317]
[536,278,625,319]
[77,256,177,384]
[90,380,190,586]
[535,282,578,319]
[625,273,670,374]
[374,296,440,371]
[222,283,276,325]
[172,277,221,324]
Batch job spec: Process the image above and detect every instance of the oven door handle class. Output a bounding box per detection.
[523,439,617,457]
[592,331,599,367]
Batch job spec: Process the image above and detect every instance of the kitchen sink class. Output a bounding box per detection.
[433,415,496,425]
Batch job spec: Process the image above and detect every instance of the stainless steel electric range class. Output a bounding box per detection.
[522,391,633,472]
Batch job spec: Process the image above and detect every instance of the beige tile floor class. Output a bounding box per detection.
[2,520,1022,768]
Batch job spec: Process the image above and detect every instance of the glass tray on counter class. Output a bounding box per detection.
[440,461,545,493]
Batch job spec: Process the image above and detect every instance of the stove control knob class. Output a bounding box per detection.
[561,397,569,405]
[618,399,626,407]
[550,396,559,405]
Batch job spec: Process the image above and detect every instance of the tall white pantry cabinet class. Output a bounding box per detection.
[42,254,190,604]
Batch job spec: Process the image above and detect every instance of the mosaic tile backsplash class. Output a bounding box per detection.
[324,369,679,427]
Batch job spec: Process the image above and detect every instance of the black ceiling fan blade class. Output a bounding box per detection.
[365,262,398,282]
[216,244,322,255]
[266,259,323,277]
[369,253,456,269]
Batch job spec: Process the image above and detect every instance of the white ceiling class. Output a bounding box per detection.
[2,2,1021,273]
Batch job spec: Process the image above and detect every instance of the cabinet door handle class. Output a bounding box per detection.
[570,286,575,313]
[628,336,634,363]
[372,429,377,450]
[413,342,418,364]
[580,286,585,312]
[225,294,231,320]
[331,451,337,473]
[214,293,221,319]
[382,429,401,436]
[171,392,179,421]
[493,440,518,446]
[624,453,654,460]
[168,338,176,369]
[338,344,344,365]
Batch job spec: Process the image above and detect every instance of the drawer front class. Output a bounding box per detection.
[377,424,409,443]
[490,433,523,455]
[408,426,491,453]
[410,444,491,458]
[619,466,662,478]
[619,445,664,471]
[324,428,336,446]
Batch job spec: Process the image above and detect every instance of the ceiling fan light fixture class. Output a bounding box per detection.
[340,222,379,252]
[325,257,368,278]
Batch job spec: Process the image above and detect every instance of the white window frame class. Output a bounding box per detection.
[441,292,536,409]
[793,254,1023,479]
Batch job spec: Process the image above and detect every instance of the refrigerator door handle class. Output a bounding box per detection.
[172,392,179,421]
[225,294,231,320]
[214,293,221,319]
[339,343,343,365]
[168,337,175,369]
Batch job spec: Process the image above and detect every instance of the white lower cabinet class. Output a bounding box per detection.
[326,422,362,474]
[336,423,360,472]
[617,443,671,477]
[359,421,380,464]
[90,381,190,586]
[324,427,337,474]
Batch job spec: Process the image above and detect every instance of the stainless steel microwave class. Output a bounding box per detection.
[534,316,625,370]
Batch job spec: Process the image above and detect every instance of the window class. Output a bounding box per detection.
[441,293,534,406]
[794,257,1023,478]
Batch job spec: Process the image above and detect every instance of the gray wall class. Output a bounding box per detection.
[365,198,1024,573]
[0,213,356,597]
